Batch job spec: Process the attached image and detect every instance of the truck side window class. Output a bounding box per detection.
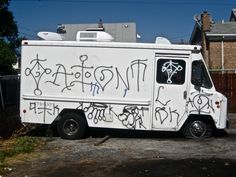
[191,60,212,89]
[156,59,186,85]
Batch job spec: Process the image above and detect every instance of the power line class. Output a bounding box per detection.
[18,25,38,33]
[19,32,38,39]
[170,34,190,40]
[10,0,236,6]
[19,31,37,38]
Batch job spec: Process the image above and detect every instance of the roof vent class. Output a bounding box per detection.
[37,32,63,41]
[76,31,113,42]
[155,37,171,44]
[86,28,104,31]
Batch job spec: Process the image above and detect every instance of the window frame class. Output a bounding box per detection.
[156,58,186,85]
[191,60,213,89]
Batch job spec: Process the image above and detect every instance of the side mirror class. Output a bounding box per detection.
[192,77,202,91]
[194,85,201,91]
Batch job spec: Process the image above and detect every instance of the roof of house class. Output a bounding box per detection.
[190,9,236,44]
[190,21,236,44]
[206,22,236,39]
[207,22,236,35]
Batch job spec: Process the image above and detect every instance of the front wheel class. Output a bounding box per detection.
[182,119,213,139]
[57,112,87,139]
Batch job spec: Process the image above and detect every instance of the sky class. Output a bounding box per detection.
[9,0,236,43]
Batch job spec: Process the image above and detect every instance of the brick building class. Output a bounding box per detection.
[190,9,236,70]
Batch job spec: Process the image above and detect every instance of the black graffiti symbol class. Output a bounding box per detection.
[29,101,60,123]
[155,86,179,124]
[76,102,84,110]
[155,86,171,106]
[46,64,74,92]
[76,102,147,130]
[29,102,37,114]
[154,107,168,124]
[188,91,214,114]
[116,106,146,130]
[155,107,179,124]
[169,108,179,124]
[25,54,52,96]
[131,59,147,92]
[71,55,94,92]
[84,103,108,124]
[94,66,114,91]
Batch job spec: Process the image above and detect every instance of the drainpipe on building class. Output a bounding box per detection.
[221,37,224,73]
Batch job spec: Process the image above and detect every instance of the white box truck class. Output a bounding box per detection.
[20,31,227,139]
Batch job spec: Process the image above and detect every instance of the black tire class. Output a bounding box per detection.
[57,112,87,139]
[182,119,213,139]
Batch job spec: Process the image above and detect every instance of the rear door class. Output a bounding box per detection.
[152,52,190,130]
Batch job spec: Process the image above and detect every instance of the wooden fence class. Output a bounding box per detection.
[210,72,236,113]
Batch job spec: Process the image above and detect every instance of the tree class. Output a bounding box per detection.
[0,0,20,73]
[0,39,16,65]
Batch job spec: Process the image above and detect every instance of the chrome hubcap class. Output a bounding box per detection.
[63,119,79,136]
[189,121,207,138]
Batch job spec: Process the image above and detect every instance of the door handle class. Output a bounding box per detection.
[183,91,187,99]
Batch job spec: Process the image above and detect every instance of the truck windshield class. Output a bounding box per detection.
[191,60,212,89]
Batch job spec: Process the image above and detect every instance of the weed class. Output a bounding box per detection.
[0,163,8,175]
[0,136,45,175]
[0,136,43,162]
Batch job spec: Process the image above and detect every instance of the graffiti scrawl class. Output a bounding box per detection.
[188,90,214,114]
[25,54,52,96]
[76,102,147,130]
[155,86,179,125]
[32,54,148,96]
[70,55,94,92]
[161,60,183,84]
[112,105,147,129]
[84,103,109,124]
[29,101,60,122]
[46,64,74,92]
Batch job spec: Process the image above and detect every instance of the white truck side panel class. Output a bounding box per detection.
[21,45,154,130]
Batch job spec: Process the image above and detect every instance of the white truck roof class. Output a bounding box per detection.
[22,40,201,51]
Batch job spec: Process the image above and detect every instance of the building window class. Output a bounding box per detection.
[156,59,186,85]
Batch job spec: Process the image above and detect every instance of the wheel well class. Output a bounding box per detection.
[54,109,87,125]
[56,109,88,139]
[59,109,85,117]
[181,114,216,130]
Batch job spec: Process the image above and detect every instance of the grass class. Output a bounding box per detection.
[0,136,45,175]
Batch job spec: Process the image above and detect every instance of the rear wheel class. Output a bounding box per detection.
[57,112,87,139]
[182,119,213,138]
